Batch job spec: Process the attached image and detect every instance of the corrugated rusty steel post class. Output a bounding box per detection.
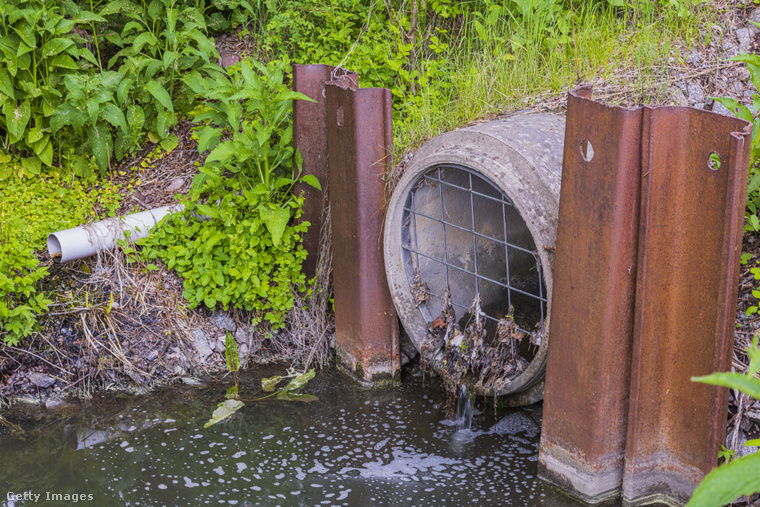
[622,107,751,506]
[538,87,643,503]
[325,77,400,382]
[292,65,358,277]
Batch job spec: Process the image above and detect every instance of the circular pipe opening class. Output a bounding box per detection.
[401,164,546,365]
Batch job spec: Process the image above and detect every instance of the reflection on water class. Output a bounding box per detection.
[1,367,583,506]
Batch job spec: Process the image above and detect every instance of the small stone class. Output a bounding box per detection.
[181,377,202,385]
[216,335,226,353]
[713,101,732,116]
[671,88,688,106]
[737,28,752,51]
[750,8,760,35]
[219,51,241,68]
[172,364,186,376]
[29,373,56,388]
[685,51,702,67]
[211,312,236,332]
[238,343,249,358]
[191,329,214,359]
[167,178,184,193]
[146,349,159,362]
[687,82,705,104]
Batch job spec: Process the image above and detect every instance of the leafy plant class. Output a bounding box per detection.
[140,58,317,328]
[687,335,760,506]
[0,215,51,346]
[0,0,102,172]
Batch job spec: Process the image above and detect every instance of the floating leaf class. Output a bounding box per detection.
[204,399,244,428]
[281,369,315,393]
[276,391,318,402]
[261,375,283,392]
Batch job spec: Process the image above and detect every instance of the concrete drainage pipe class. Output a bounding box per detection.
[384,114,565,406]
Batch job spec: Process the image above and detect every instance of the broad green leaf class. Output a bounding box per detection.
[6,100,30,140]
[116,77,133,105]
[20,156,41,175]
[259,205,290,247]
[280,369,315,393]
[13,24,36,48]
[73,11,107,23]
[70,155,93,178]
[34,138,53,167]
[300,174,322,190]
[692,372,760,399]
[261,375,283,392]
[225,386,238,399]
[51,54,78,69]
[132,31,158,54]
[745,438,760,447]
[146,81,174,112]
[195,203,220,219]
[197,125,222,153]
[0,68,14,98]
[225,331,240,373]
[206,141,236,164]
[686,453,760,507]
[88,122,113,173]
[101,102,128,131]
[99,0,142,17]
[272,90,316,103]
[203,399,244,428]
[160,134,179,152]
[40,38,74,58]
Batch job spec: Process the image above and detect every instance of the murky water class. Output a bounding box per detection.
[1,367,583,506]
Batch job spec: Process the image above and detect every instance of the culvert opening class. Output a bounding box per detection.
[400,164,547,370]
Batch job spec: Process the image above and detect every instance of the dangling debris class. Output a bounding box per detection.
[424,290,535,397]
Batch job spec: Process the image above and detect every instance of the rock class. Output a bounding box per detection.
[234,326,250,345]
[238,343,249,358]
[191,329,214,359]
[172,364,186,376]
[685,51,702,67]
[145,349,159,362]
[181,377,202,385]
[167,178,184,193]
[218,50,241,68]
[671,88,688,106]
[28,373,56,388]
[490,411,540,438]
[687,82,705,104]
[750,8,760,35]
[211,312,236,332]
[713,100,732,116]
[737,27,752,51]
[727,430,759,458]
[216,334,227,353]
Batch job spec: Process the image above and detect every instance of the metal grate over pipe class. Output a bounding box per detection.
[400,164,546,334]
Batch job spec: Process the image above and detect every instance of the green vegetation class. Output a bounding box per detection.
[0,0,714,347]
[138,59,316,329]
[687,335,760,507]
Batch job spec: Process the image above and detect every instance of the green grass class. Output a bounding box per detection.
[391,0,709,155]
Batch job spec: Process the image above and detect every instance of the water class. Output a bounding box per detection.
[0,367,583,506]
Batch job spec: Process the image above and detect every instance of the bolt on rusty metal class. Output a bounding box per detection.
[539,86,644,504]
[539,87,752,506]
[292,64,358,278]
[325,77,400,382]
[622,106,751,506]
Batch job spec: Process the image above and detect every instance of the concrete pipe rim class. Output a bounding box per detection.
[384,116,562,400]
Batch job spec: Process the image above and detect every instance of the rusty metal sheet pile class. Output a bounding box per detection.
[292,64,358,277]
[325,78,400,381]
[539,87,752,506]
[538,87,643,503]
[623,106,752,506]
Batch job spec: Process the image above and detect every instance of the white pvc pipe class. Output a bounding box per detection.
[47,205,183,263]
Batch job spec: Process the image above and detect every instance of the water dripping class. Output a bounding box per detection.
[455,385,472,432]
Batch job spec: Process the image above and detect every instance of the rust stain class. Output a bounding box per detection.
[292,65,358,277]
[539,86,752,506]
[539,86,643,502]
[325,79,399,381]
